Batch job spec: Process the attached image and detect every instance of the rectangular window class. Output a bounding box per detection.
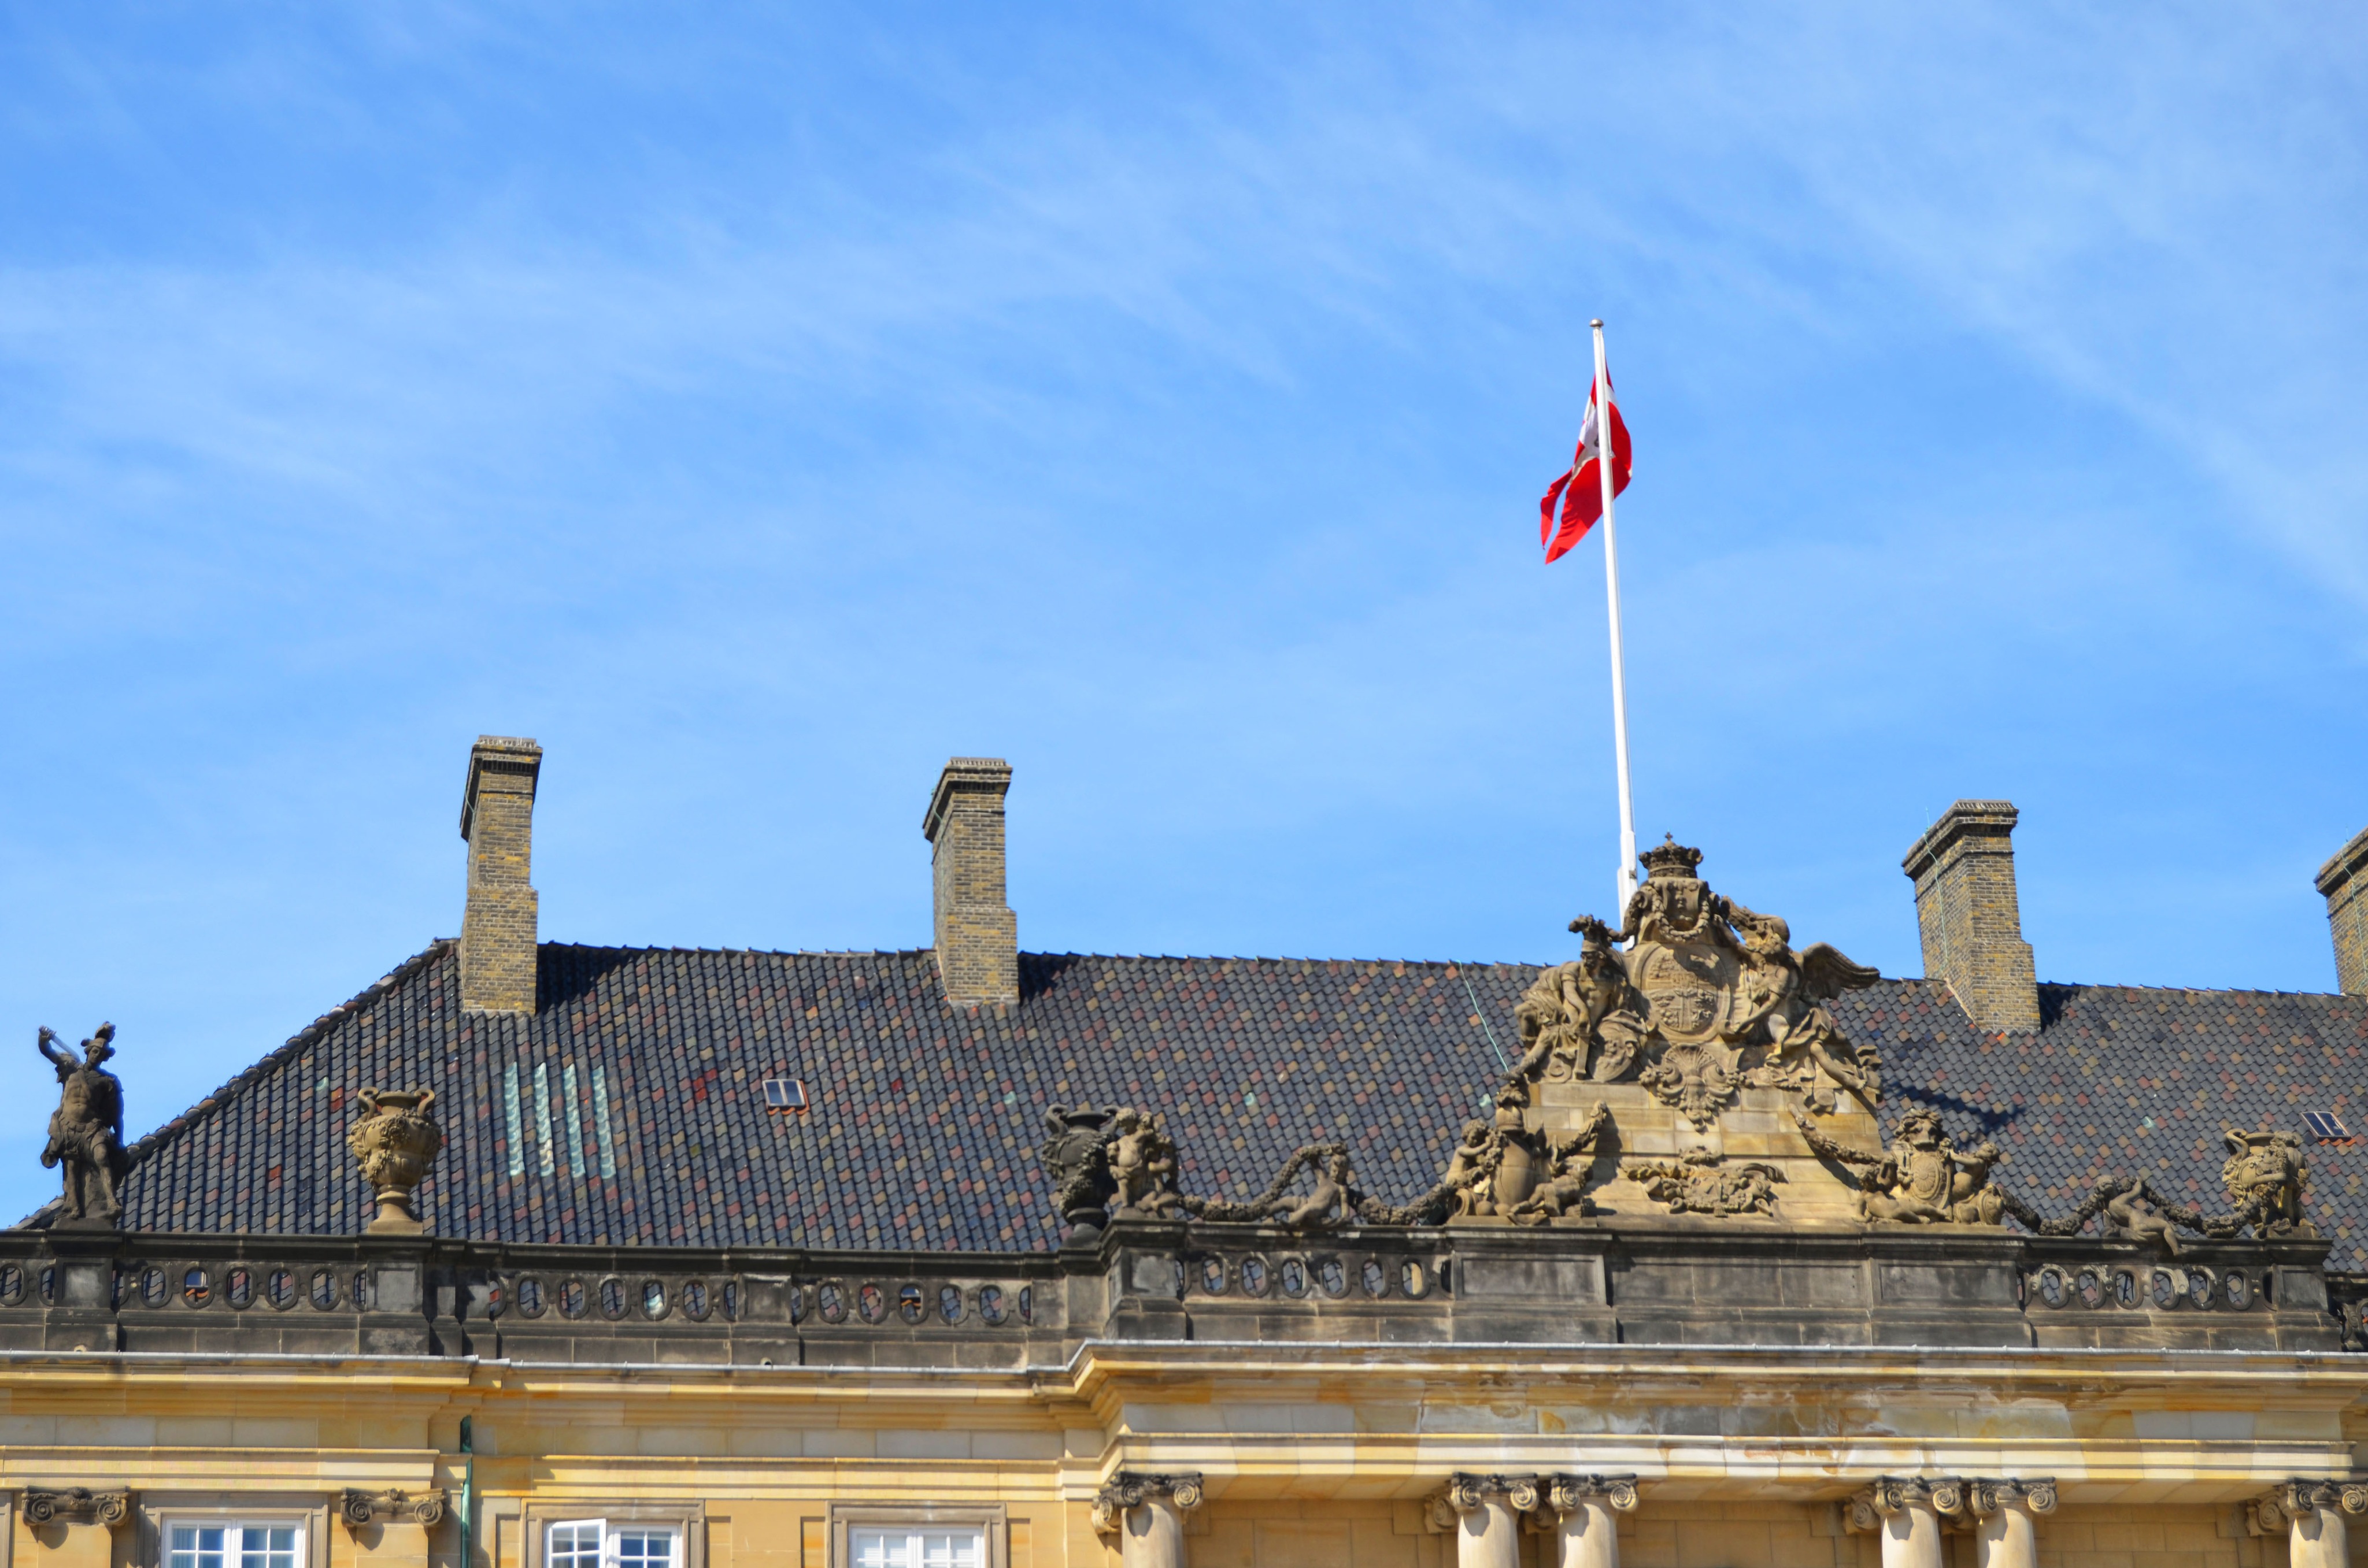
[846,1530,983,1568]
[763,1078,807,1111]
[504,1063,526,1178]
[546,1520,681,1568]
[534,1061,556,1175]
[169,1522,301,1568]
[563,1061,587,1173]
[593,1064,618,1178]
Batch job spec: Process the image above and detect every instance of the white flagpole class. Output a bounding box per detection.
[1592,318,1640,920]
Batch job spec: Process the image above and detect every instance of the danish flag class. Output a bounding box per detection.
[1539,372,1632,564]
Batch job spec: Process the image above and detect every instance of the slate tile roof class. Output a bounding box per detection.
[104,941,2368,1266]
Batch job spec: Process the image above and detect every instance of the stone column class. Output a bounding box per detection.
[1967,1479,2056,1568]
[1847,1479,1948,1568]
[1432,1474,1540,1568]
[1093,1472,1203,1568]
[1540,1475,1638,1568]
[2249,1480,2368,1568]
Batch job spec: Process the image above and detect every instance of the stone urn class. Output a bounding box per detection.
[1492,1138,1537,1214]
[347,1087,442,1235]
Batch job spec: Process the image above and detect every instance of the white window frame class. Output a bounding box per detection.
[149,1513,319,1568]
[826,1505,1005,1568]
[545,1519,681,1568]
[523,1504,703,1568]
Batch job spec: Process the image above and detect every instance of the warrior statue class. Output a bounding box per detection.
[38,1023,128,1228]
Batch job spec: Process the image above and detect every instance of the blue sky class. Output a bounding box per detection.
[3,5,2365,1218]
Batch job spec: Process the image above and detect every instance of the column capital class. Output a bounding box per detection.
[21,1488,131,1529]
[1092,1471,1204,1535]
[1426,1473,1540,1531]
[1845,1477,1953,1532]
[2248,1479,2368,1536]
[1541,1474,1640,1515]
[1968,1478,2058,1517]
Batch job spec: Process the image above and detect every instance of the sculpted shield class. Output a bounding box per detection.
[1631,937,1738,1045]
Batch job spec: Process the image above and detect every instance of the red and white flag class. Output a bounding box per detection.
[1539,373,1632,564]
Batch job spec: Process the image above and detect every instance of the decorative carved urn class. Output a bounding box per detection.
[1489,1092,1538,1213]
[346,1087,442,1235]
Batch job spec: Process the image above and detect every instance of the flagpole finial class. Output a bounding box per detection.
[1590,318,1604,328]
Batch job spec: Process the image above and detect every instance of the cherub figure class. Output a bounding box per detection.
[2099,1178,2182,1255]
[1439,1120,1496,1217]
[1105,1107,1182,1219]
[38,1023,128,1226]
[1509,1101,1610,1226]
[1275,1147,1353,1231]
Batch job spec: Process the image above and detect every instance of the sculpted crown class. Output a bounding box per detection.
[1638,836,1703,880]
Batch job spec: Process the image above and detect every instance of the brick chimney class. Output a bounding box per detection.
[1901,800,2041,1034]
[460,735,543,1013]
[2317,824,2368,995]
[924,757,1018,1008]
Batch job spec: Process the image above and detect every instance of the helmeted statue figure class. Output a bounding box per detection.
[38,1023,128,1228]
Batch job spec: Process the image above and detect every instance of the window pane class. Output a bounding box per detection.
[613,1530,674,1568]
[848,1529,906,1568]
[548,1521,603,1568]
[169,1523,225,1568]
[919,1532,982,1568]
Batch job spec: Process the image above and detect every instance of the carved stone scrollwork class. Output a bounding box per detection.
[1090,1472,1204,1535]
[1968,1478,2058,1517]
[1625,1150,1783,1217]
[1511,843,1882,1133]
[1426,1473,1542,1530]
[2221,1128,2314,1238]
[339,1488,449,1528]
[1844,1477,1937,1533]
[2248,1479,2368,1536]
[1793,1106,2011,1225]
[21,1489,131,1529]
[1542,1474,1640,1514]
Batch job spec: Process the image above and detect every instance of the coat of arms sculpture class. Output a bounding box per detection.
[1512,837,1882,1128]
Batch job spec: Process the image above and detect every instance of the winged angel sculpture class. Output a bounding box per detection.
[1510,838,1882,1127]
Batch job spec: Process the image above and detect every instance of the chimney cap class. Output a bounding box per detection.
[923,757,1012,842]
[1902,798,2020,880]
[2319,823,2368,898]
[461,735,543,839]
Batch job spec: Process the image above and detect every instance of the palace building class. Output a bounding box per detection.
[10,737,2368,1568]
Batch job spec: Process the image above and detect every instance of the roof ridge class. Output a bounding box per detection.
[121,937,457,1169]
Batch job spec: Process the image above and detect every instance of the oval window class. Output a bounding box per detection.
[1200,1258,1229,1296]
[1240,1257,1270,1296]
[978,1285,1006,1325]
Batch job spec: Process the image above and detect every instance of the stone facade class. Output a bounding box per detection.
[458,735,543,1014]
[1900,800,2040,1035]
[25,743,2368,1567]
[926,757,1020,1008]
[2317,823,2368,996]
